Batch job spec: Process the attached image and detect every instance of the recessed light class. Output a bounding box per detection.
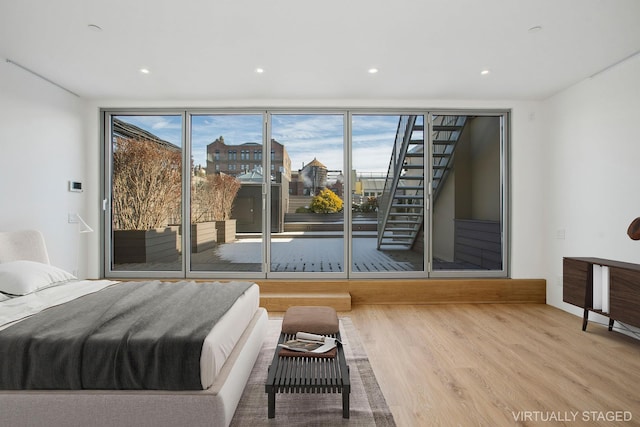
[87,24,102,32]
[480,69,490,76]
[368,68,379,74]
[255,68,264,74]
[139,68,150,74]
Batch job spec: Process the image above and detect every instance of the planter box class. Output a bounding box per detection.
[215,219,236,243]
[113,227,179,264]
[284,213,343,223]
[283,212,345,232]
[192,221,217,252]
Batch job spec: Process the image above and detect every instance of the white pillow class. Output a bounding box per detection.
[0,260,77,296]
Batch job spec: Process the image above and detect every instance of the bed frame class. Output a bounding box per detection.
[0,230,268,427]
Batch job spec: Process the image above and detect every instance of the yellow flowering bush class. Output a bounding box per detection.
[310,188,343,213]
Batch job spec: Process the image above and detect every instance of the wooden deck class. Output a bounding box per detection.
[113,235,425,273]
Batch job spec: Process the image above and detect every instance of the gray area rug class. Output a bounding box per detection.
[230,317,396,426]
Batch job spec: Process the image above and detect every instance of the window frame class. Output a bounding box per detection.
[101,108,509,280]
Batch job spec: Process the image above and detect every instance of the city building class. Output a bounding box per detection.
[206,137,291,183]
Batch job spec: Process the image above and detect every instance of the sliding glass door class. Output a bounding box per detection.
[189,114,265,273]
[108,114,184,274]
[350,114,426,275]
[104,109,508,279]
[430,114,506,275]
[268,113,345,276]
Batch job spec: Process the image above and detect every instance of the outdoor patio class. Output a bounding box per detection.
[113,233,425,273]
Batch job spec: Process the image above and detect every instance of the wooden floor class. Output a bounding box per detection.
[337,304,640,426]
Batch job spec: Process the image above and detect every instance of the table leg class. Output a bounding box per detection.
[268,391,275,418]
[582,308,589,331]
[342,390,350,419]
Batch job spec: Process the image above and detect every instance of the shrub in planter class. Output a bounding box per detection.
[310,188,343,214]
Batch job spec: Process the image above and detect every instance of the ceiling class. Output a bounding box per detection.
[1,0,640,101]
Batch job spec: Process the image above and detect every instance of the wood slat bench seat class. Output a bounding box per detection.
[265,331,350,418]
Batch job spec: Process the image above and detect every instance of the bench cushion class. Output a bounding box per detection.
[282,306,339,334]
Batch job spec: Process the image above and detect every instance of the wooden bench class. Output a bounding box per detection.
[265,306,350,419]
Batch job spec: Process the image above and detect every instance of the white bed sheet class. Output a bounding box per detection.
[0,280,260,390]
[199,282,259,389]
[0,279,119,330]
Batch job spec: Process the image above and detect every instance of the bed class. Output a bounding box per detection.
[0,230,268,427]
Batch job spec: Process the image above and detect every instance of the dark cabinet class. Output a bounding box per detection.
[609,268,640,327]
[563,257,591,308]
[563,257,640,331]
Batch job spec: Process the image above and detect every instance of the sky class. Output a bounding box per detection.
[117,113,408,174]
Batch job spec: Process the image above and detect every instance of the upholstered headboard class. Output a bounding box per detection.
[0,230,50,264]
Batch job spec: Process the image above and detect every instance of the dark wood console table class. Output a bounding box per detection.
[563,257,640,331]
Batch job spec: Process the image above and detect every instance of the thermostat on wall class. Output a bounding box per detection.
[69,181,83,192]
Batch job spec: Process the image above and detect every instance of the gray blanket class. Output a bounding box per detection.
[0,280,253,390]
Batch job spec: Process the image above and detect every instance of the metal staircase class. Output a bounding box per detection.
[431,115,467,201]
[377,114,467,250]
[377,115,425,249]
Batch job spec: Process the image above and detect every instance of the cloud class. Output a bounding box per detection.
[115,113,409,174]
[271,114,345,171]
[351,115,400,172]
[118,115,183,146]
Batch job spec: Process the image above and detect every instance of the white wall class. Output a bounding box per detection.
[543,54,640,313]
[0,60,89,276]
[506,102,547,279]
